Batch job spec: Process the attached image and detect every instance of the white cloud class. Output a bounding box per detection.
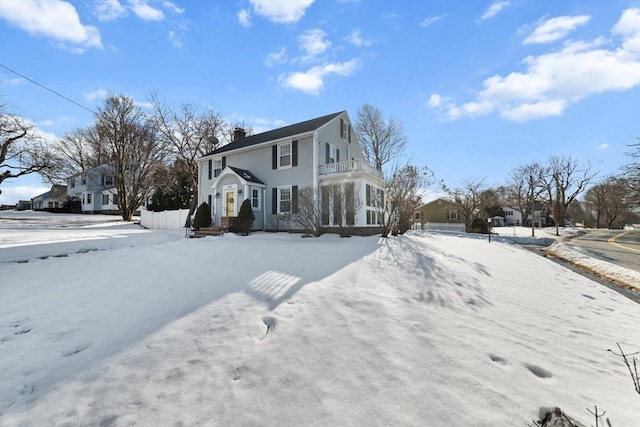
[237,9,252,27]
[161,1,184,14]
[95,0,127,21]
[248,0,314,24]
[129,0,164,21]
[345,29,373,47]
[168,30,182,47]
[0,0,102,52]
[597,143,609,150]
[84,89,109,101]
[420,15,443,28]
[280,59,360,95]
[500,100,566,122]
[298,29,331,61]
[265,48,288,67]
[524,15,591,44]
[428,8,640,122]
[613,8,640,54]
[0,185,51,206]
[481,1,510,20]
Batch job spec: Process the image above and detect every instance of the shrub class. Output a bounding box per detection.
[470,217,489,234]
[192,202,211,231]
[233,199,255,235]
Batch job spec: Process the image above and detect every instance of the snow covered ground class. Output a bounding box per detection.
[0,211,638,426]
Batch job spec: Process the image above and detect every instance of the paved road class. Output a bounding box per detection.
[567,229,640,272]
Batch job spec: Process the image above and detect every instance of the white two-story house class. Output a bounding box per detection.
[67,164,120,214]
[196,111,385,233]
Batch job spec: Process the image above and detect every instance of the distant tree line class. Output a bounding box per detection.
[1,94,637,231]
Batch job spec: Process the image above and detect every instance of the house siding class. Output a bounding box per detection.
[196,112,382,233]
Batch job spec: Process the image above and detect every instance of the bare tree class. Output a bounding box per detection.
[442,177,485,232]
[150,94,225,213]
[540,156,598,236]
[387,165,433,235]
[355,104,407,171]
[0,105,56,192]
[584,177,631,229]
[91,94,167,221]
[621,138,639,208]
[45,127,108,183]
[319,182,363,237]
[221,121,254,145]
[507,162,545,236]
[292,186,321,236]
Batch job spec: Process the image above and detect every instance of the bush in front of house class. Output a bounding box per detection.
[192,202,211,231]
[470,217,489,234]
[233,199,255,235]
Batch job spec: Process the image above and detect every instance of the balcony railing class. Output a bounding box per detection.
[318,160,383,179]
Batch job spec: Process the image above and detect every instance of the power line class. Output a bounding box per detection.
[0,63,97,115]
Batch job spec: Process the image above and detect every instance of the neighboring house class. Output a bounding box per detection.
[196,111,385,233]
[501,206,522,226]
[15,200,32,211]
[31,185,67,210]
[499,204,547,227]
[413,198,465,226]
[66,165,120,214]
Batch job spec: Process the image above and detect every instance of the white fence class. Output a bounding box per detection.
[413,222,466,232]
[140,209,190,230]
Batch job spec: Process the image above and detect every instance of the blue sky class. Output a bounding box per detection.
[1,0,639,205]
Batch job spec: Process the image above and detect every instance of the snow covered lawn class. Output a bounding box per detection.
[0,212,638,426]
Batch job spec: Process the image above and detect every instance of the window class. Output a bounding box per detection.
[252,188,261,210]
[505,210,513,216]
[278,186,291,213]
[81,175,86,185]
[70,180,75,188]
[208,159,212,180]
[448,210,458,220]
[102,194,109,204]
[279,143,291,168]
[414,212,421,220]
[367,210,380,225]
[112,194,118,205]
[340,117,349,140]
[214,159,222,177]
[105,176,113,186]
[366,184,384,208]
[86,193,92,204]
[326,143,338,164]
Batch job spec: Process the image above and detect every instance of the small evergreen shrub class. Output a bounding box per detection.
[192,202,211,231]
[233,199,255,235]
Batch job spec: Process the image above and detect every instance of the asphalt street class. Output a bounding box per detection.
[567,229,640,273]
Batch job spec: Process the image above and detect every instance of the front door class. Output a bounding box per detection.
[226,191,235,217]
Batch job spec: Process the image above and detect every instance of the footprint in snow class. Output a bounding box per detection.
[524,363,553,379]
[489,354,508,366]
[262,316,277,337]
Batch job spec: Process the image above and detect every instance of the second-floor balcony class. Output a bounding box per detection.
[318,159,383,180]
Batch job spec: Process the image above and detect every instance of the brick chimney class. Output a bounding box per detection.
[233,127,247,141]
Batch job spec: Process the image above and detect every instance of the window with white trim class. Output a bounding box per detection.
[414,212,421,220]
[252,188,261,210]
[86,193,92,204]
[279,143,291,168]
[278,186,291,213]
[102,194,109,204]
[448,210,458,220]
[214,159,222,177]
[328,143,338,164]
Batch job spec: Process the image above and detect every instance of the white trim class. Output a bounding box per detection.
[278,142,292,170]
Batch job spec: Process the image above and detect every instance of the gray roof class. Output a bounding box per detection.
[228,166,265,185]
[208,111,344,156]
